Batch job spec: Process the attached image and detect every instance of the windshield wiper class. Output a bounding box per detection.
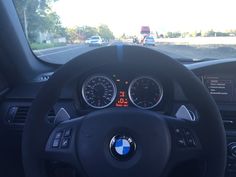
[174,57,195,62]
[192,58,218,62]
[174,57,218,63]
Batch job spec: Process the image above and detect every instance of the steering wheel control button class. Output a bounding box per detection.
[64,129,72,137]
[55,131,63,139]
[184,129,196,147]
[110,135,136,160]
[177,139,186,147]
[51,131,64,148]
[174,128,197,148]
[186,138,196,147]
[174,128,186,147]
[52,139,60,148]
[61,138,70,148]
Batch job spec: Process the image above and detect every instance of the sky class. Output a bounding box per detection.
[52,0,236,37]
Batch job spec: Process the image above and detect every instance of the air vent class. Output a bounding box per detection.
[220,110,236,131]
[6,106,55,125]
[48,109,56,123]
[13,106,28,124]
[40,75,50,81]
[34,72,54,82]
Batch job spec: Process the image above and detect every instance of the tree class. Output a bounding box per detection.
[13,0,61,43]
[204,30,216,37]
[120,33,127,39]
[98,24,114,40]
[41,12,66,38]
[77,26,98,40]
[166,32,181,38]
[66,28,79,43]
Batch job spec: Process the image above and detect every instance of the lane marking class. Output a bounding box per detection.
[116,44,124,62]
[37,46,85,57]
[33,45,77,53]
[108,42,117,46]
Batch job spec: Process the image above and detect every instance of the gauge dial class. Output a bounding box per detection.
[128,77,163,109]
[82,75,117,109]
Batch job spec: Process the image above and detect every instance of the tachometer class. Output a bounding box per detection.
[128,76,163,109]
[82,75,117,109]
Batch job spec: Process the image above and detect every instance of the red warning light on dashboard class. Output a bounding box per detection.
[115,91,129,107]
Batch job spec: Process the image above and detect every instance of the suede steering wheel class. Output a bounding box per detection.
[22,45,226,177]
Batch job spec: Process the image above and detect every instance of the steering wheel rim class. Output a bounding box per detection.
[22,45,226,177]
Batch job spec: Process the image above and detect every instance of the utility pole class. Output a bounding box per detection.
[23,5,28,40]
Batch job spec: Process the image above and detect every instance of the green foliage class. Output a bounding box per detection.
[13,0,63,43]
[98,24,114,40]
[66,28,79,43]
[30,42,66,50]
[165,30,233,38]
[204,30,216,37]
[202,30,229,37]
[77,26,98,40]
[166,32,181,38]
[13,0,115,44]
[76,25,114,40]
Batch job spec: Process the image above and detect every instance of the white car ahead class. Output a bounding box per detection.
[143,36,155,46]
[89,36,103,46]
[85,38,92,44]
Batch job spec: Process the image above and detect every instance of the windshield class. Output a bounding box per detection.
[91,37,100,40]
[13,0,236,64]
[146,37,154,40]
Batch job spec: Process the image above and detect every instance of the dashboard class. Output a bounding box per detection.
[78,72,236,110]
[1,58,236,177]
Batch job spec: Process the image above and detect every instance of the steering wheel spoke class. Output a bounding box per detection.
[164,115,200,147]
[44,117,83,165]
[162,146,204,177]
[165,115,202,150]
[161,115,204,175]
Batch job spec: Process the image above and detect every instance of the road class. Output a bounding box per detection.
[34,42,236,64]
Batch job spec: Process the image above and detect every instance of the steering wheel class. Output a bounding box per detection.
[22,46,226,177]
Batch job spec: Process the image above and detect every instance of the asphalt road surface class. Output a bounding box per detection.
[34,42,236,64]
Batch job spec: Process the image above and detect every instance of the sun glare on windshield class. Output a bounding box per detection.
[13,0,236,64]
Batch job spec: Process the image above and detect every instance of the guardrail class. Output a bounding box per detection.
[156,37,236,45]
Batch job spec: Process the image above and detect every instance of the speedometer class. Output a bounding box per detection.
[128,76,163,109]
[82,75,117,109]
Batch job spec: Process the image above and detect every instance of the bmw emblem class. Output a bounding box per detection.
[110,135,136,160]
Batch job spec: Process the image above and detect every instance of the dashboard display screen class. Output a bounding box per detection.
[115,91,129,107]
[113,75,130,107]
[203,75,234,102]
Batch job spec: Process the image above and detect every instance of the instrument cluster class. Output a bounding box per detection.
[81,74,164,110]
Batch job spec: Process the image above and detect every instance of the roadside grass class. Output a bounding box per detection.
[30,43,67,50]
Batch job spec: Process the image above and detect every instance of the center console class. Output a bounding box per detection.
[201,74,236,176]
